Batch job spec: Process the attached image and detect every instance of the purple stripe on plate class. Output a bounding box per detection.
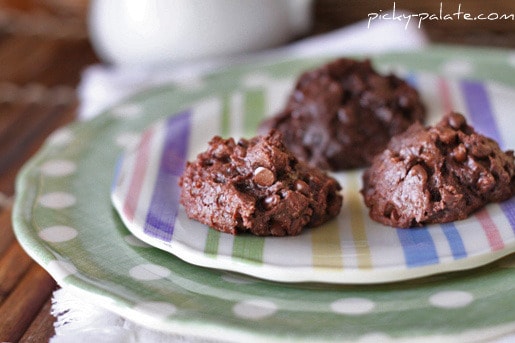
[501,198,515,235]
[461,80,515,234]
[461,80,503,146]
[144,110,191,241]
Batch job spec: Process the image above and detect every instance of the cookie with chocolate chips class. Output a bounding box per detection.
[179,130,343,236]
[362,112,515,228]
[259,58,426,170]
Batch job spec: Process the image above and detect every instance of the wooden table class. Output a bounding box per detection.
[0,6,98,341]
[0,2,513,342]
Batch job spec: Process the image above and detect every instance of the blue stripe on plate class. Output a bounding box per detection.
[397,227,439,267]
[144,110,191,241]
[404,72,417,88]
[111,154,124,192]
[440,222,467,260]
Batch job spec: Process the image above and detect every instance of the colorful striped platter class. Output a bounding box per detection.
[111,73,515,284]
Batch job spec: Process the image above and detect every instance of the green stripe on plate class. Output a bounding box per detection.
[232,235,265,265]
[221,95,231,138]
[204,229,221,257]
[244,89,265,134]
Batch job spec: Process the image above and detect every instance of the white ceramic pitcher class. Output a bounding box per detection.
[88,0,313,66]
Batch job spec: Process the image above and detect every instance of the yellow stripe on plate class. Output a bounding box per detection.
[347,171,373,269]
[311,218,344,270]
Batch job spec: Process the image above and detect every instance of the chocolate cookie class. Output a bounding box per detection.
[362,112,515,228]
[179,131,343,236]
[259,58,426,170]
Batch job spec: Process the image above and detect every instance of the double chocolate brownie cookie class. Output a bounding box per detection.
[259,58,426,170]
[362,112,515,228]
[179,130,342,236]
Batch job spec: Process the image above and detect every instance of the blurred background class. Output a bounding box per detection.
[0,0,514,341]
[1,0,513,188]
[0,0,514,87]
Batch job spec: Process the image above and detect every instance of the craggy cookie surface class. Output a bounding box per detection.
[362,112,515,228]
[179,131,342,236]
[259,58,426,170]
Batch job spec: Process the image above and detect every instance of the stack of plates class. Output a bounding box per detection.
[14,47,515,342]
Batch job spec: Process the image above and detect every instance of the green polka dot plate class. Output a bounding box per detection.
[13,46,515,342]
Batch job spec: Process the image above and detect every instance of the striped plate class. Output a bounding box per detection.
[111,73,515,284]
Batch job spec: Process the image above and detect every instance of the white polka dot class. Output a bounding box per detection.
[111,103,143,119]
[330,298,376,315]
[377,64,409,76]
[48,128,73,146]
[358,332,392,342]
[233,299,278,320]
[38,192,76,209]
[173,77,205,90]
[133,301,177,318]
[429,290,474,308]
[221,273,255,284]
[508,53,515,68]
[115,132,140,149]
[40,160,76,177]
[129,264,171,280]
[47,260,77,281]
[242,73,271,87]
[39,225,78,242]
[124,234,151,248]
[441,59,474,77]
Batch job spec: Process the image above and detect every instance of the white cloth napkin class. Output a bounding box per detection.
[52,14,428,343]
